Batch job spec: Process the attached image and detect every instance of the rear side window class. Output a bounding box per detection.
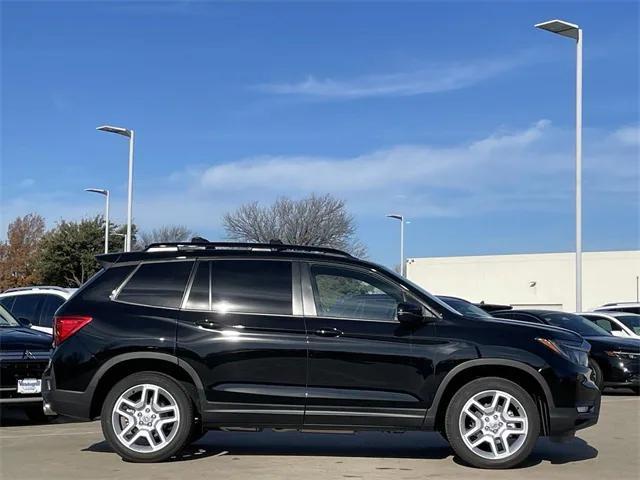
[39,295,65,328]
[12,295,45,325]
[186,260,293,315]
[118,261,193,309]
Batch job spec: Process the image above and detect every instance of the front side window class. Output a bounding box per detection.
[615,315,640,335]
[0,296,15,311]
[118,261,193,308]
[310,264,404,321]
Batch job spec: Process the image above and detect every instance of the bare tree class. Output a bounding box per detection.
[138,225,194,248]
[223,194,366,256]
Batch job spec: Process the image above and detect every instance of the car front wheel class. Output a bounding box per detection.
[101,372,193,462]
[445,377,540,469]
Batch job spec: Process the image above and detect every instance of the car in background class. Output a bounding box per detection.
[580,311,640,339]
[437,295,495,318]
[0,286,76,334]
[491,309,640,394]
[0,303,52,421]
[594,302,640,315]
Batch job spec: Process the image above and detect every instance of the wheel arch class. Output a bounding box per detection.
[424,359,554,435]
[87,352,205,419]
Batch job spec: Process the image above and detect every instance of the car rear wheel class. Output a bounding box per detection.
[101,372,193,462]
[445,377,540,469]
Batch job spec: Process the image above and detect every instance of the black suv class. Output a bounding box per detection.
[43,242,600,468]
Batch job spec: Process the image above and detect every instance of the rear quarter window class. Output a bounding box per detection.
[117,261,193,309]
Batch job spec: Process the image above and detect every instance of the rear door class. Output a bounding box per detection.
[177,258,308,428]
[303,262,428,429]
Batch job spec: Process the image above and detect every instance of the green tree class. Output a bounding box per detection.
[0,213,46,290]
[36,216,127,287]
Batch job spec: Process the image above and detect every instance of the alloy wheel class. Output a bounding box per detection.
[111,383,181,453]
[458,389,529,460]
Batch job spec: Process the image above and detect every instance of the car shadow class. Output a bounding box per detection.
[0,407,85,427]
[602,387,638,396]
[84,430,597,467]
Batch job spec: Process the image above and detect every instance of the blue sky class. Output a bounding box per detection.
[2,0,638,268]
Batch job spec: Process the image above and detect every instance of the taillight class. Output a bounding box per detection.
[53,316,92,346]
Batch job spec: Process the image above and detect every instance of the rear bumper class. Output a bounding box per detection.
[42,370,92,419]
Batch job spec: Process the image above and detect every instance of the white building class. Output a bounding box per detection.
[406,250,640,312]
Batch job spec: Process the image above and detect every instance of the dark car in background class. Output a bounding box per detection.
[491,310,640,394]
[0,304,52,421]
[44,242,600,468]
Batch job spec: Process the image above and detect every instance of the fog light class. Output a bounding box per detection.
[577,406,590,413]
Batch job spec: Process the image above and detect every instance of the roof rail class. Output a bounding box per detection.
[144,241,354,258]
[2,286,71,294]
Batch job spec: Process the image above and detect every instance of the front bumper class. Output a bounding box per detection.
[602,356,640,388]
[547,372,601,436]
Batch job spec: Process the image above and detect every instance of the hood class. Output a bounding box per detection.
[0,327,52,352]
[476,316,584,343]
[583,335,640,352]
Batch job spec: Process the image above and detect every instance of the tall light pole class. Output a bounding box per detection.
[85,188,110,254]
[535,19,583,311]
[387,214,405,276]
[97,125,135,252]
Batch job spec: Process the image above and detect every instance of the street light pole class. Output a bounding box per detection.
[97,125,135,252]
[387,214,405,276]
[535,19,583,311]
[85,188,110,254]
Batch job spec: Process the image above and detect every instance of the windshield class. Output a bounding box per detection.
[0,304,20,327]
[438,297,493,318]
[541,312,611,337]
[616,315,640,335]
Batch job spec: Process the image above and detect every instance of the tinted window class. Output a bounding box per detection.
[12,295,45,325]
[209,260,292,315]
[0,296,15,311]
[439,297,492,318]
[493,312,542,323]
[0,305,19,327]
[185,261,210,310]
[615,315,640,335]
[118,261,193,308]
[311,265,404,321]
[541,312,610,336]
[39,295,65,328]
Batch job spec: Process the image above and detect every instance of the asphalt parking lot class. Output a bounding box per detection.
[1,391,638,480]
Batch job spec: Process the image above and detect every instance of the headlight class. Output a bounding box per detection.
[537,338,589,367]
[605,351,640,360]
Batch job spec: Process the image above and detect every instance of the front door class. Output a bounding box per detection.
[303,262,431,429]
[177,259,308,428]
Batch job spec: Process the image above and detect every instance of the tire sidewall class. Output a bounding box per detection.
[101,372,193,462]
[588,358,604,390]
[445,377,540,469]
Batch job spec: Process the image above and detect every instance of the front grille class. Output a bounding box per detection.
[0,359,49,390]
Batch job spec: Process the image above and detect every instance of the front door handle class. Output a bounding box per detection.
[195,319,221,329]
[314,328,343,337]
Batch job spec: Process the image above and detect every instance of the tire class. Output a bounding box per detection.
[589,359,604,390]
[445,377,540,469]
[101,371,193,463]
[24,405,50,423]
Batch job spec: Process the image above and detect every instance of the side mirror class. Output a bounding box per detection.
[397,302,425,325]
[18,317,32,328]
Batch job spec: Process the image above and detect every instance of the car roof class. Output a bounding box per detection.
[0,286,75,296]
[582,311,640,318]
[597,302,640,308]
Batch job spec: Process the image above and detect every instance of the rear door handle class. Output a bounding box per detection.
[314,328,343,338]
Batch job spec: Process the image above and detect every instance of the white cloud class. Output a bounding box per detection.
[611,125,640,146]
[256,57,523,99]
[2,121,637,239]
